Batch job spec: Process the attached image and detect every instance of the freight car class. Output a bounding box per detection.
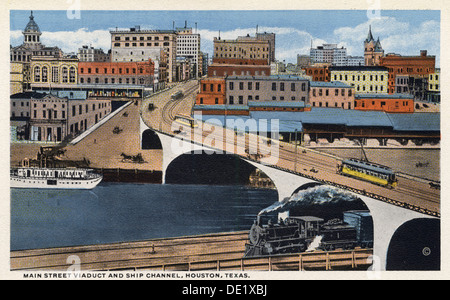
[244,211,372,257]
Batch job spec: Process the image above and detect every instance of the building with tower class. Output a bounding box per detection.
[10,11,63,94]
[364,26,384,66]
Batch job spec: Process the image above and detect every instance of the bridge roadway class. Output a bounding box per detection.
[140,80,440,216]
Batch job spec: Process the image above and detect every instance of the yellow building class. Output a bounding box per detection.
[427,68,440,103]
[428,68,440,92]
[30,56,78,89]
[329,66,389,94]
[10,62,25,95]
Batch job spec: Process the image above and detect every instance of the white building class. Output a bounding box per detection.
[176,26,200,78]
[310,43,363,67]
[77,45,109,62]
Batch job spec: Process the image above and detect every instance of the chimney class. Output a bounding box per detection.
[420,50,427,57]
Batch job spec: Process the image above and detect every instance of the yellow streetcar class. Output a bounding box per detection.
[337,158,398,188]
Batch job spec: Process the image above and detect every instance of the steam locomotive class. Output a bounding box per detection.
[244,211,373,257]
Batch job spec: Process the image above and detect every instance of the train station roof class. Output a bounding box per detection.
[387,113,440,132]
[194,107,440,133]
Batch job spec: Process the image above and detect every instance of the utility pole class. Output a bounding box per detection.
[294,129,298,172]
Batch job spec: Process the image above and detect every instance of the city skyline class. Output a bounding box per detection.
[10,10,440,66]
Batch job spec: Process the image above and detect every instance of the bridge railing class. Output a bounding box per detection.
[111,248,373,272]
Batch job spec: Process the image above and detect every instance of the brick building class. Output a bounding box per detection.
[225,75,309,105]
[208,58,271,77]
[379,50,435,94]
[309,81,355,109]
[11,92,111,142]
[354,94,414,113]
[302,65,330,82]
[213,33,273,64]
[196,77,226,105]
[329,66,389,94]
[110,26,176,82]
[78,60,155,87]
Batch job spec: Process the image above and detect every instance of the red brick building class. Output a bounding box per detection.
[78,59,155,86]
[195,77,226,105]
[208,58,270,77]
[379,50,435,94]
[302,65,330,82]
[354,94,414,113]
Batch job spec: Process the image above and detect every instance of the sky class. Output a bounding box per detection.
[10,10,440,66]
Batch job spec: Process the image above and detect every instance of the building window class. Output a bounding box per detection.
[280,82,284,91]
[272,82,276,91]
[239,82,244,90]
[229,82,234,90]
[34,66,40,82]
[41,66,48,82]
[255,82,260,90]
[52,66,59,83]
[229,96,234,104]
[291,83,295,91]
[69,67,76,83]
[62,67,68,83]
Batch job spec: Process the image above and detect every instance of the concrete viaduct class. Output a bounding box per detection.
[140,118,440,271]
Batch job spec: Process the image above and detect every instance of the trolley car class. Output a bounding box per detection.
[171,90,184,100]
[174,115,198,128]
[337,158,398,188]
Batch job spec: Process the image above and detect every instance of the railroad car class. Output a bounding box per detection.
[244,211,372,257]
[337,158,398,188]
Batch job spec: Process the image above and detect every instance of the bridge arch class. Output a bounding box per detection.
[141,129,163,150]
[386,218,440,270]
[165,151,273,186]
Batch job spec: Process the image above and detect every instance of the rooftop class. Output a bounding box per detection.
[355,93,414,99]
[226,74,309,81]
[248,101,306,108]
[329,66,389,72]
[310,81,352,88]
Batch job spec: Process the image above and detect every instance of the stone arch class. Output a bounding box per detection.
[141,129,162,150]
[386,218,440,270]
[165,151,275,187]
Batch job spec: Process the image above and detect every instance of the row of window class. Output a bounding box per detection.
[312,101,352,109]
[79,77,147,85]
[113,42,171,47]
[114,35,171,41]
[355,100,411,108]
[228,95,306,104]
[312,88,352,97]
[80,67,147,74]
[388,67,433,74]
[33,66,76,83]
[333,74,385,82]
[228,81,307,92]
[215,46,269,52]
[215,53,268,59]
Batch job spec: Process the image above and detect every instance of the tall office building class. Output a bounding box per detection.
[175,25,201,78]
[110,26,176,83]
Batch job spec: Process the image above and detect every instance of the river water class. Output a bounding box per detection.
[10,183,277,251]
